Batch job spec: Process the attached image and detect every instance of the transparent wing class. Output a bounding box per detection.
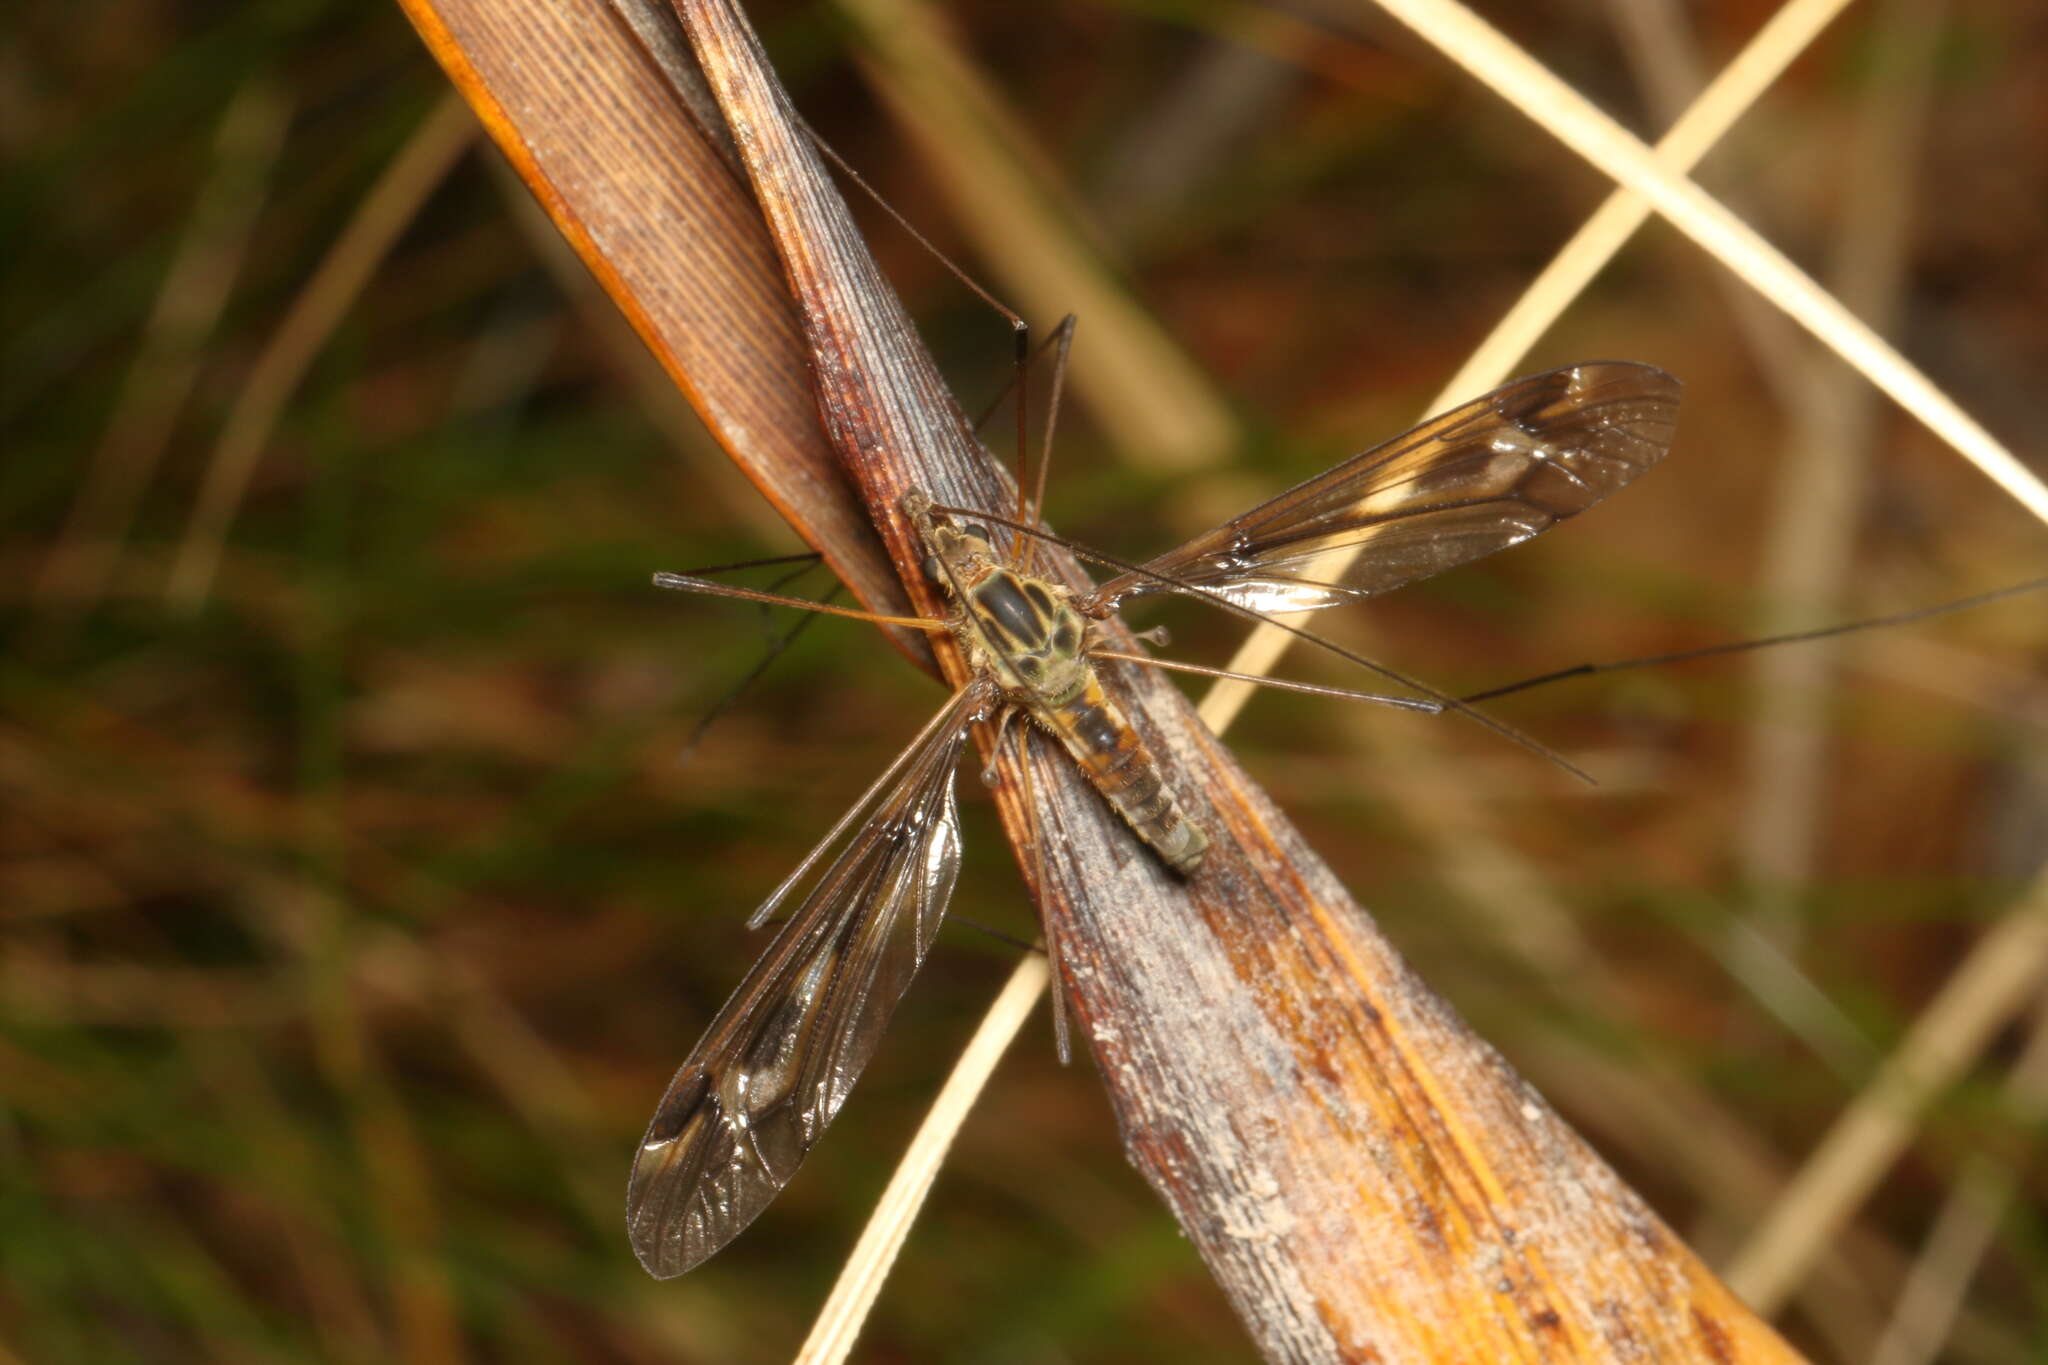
[626,684,987,1278]
[1094,363,1680,613]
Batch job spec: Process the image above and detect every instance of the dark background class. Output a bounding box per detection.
[5,1,2046,1361]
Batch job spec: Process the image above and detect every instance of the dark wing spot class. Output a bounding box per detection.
[645,1068,714,1144]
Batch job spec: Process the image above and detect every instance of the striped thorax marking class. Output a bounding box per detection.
[906,491,1208,873]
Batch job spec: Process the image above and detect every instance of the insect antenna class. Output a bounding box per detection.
[1456,572,2048,705]
[930,504,1593,783]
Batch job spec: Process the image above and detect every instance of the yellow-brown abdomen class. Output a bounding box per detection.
[1039,674,1207,872]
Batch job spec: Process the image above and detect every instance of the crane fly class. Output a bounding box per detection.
[627,360,1682,1277]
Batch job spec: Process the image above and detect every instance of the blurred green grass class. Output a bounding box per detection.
[6,1,2048,1362]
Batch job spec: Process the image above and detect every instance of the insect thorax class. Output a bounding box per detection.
[916,513,1091,708]
[905,492,1207,874]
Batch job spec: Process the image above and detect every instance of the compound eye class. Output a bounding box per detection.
[922,553,944,585]
[958,522,993,545]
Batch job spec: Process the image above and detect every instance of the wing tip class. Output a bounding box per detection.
[626,1178,719,1279]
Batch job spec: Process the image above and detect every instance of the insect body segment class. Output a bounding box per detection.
[908,491,1208,872]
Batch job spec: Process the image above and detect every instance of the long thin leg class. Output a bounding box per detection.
[669,550,823,576]
[1088,648,1440,714]
[801,120,1037,504]
[799,119,1085,569]
[653,572,950,633]
[1004,719,1072,1063]
[803,119,1027,341]
[1042,917,1073,1067]
[969,326,1071,435]
[1460,571,2048,704]
[683,581,846,763]
[1016,316,1077,571]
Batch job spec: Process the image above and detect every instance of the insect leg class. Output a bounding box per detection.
[1002,718,1073,1063]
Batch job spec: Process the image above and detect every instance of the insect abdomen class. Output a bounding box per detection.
[1042,676,1208,873]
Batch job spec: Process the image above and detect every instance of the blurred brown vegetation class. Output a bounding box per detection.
[4,1,2046,1362]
